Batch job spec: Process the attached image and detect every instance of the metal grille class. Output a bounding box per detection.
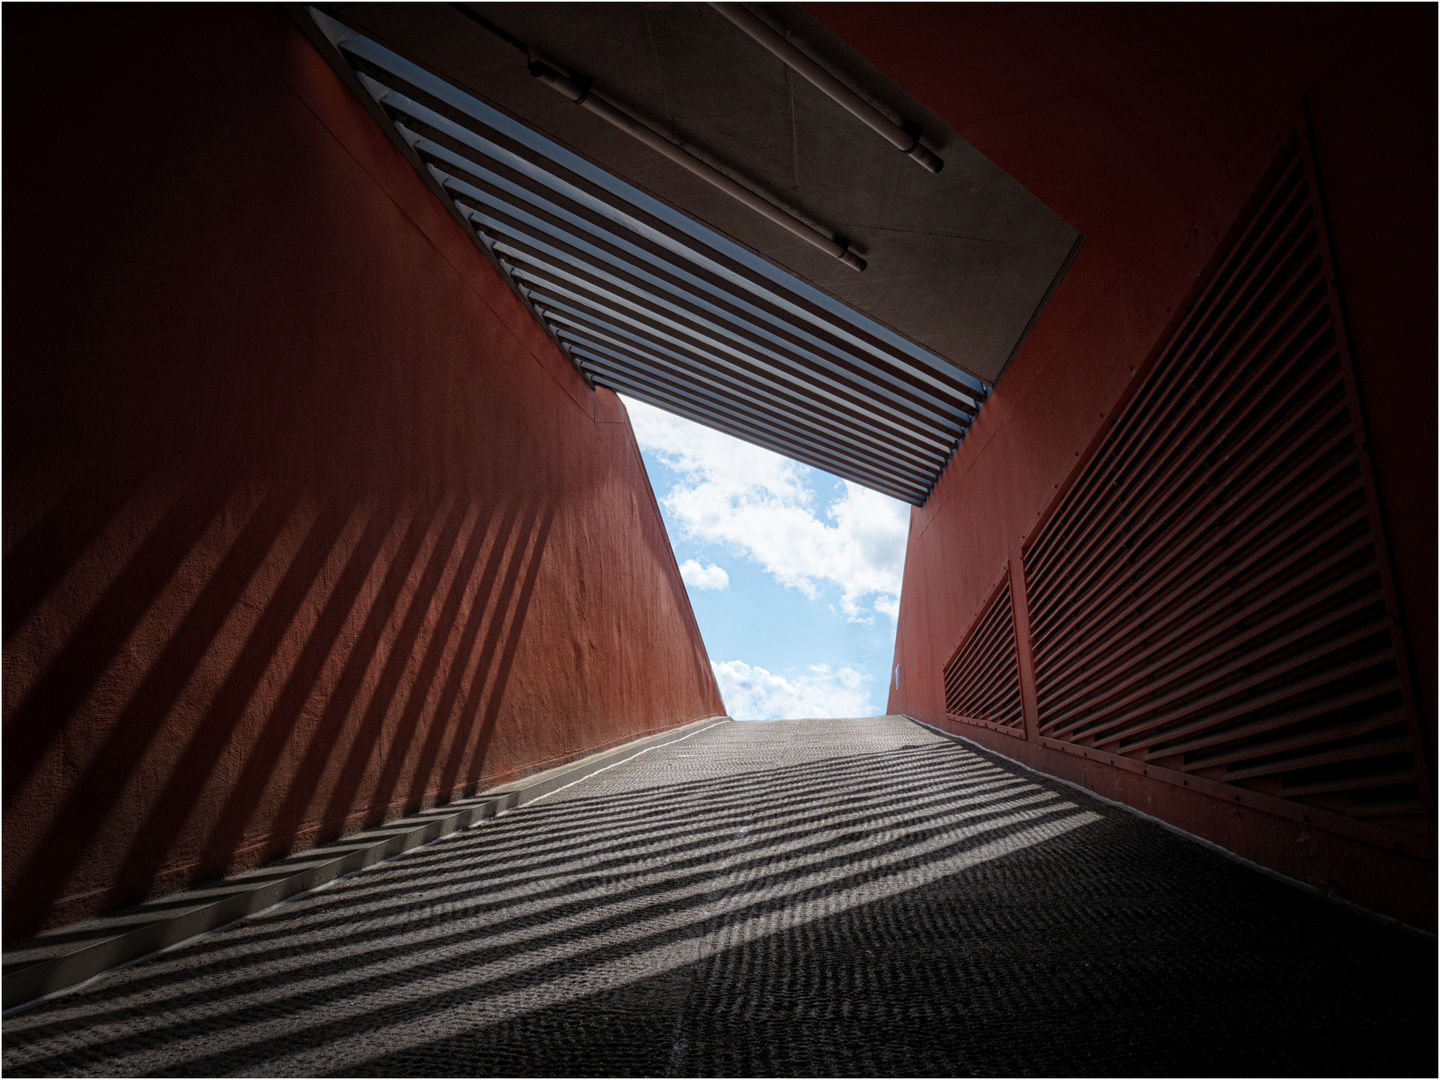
[943,574,1024,737]
[308,9,988,506]
[1022,135,1427,839]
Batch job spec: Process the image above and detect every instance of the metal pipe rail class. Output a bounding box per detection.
[526,59,866,272]
[709,2,944,174]
[450,3,865,271]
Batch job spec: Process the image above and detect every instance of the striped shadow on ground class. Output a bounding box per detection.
[2,717,1432,1077]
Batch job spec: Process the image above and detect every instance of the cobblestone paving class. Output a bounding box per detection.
[3,717,1434,1076]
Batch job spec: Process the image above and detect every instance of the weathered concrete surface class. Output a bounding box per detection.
[4,718,1431,1077]
[2,5,722,940]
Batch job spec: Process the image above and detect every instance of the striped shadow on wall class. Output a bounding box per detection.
[1020,128,1430,852]
[943,570,1024,738]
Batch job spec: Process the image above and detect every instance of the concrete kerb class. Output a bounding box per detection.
[2,716,731,1013]
[901,714,1434,940]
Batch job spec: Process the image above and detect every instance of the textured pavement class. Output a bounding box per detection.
[3,717,1434,1076]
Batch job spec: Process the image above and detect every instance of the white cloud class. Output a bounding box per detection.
[712,659,874,721]
[678,559,729,590]
[624,398,909,622]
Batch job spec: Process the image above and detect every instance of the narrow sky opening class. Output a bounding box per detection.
[623,396,909,720]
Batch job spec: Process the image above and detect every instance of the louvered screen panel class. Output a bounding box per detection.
[944,575,1024,737]
[1023,135,1427,840]
[306,9,989,506]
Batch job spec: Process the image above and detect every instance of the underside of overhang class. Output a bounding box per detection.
[296,3,1080,504]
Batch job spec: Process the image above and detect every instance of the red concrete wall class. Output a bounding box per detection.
[811,4,1436,926]
[2,6,723,940]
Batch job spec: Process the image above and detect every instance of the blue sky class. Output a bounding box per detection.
[622,396,909,720]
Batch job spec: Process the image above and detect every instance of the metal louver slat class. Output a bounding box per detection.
[306,8,990,505]
[943,573,1024,738]
[1021,133,1429,842]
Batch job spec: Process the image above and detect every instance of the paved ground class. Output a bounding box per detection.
[3,717,1434,1077]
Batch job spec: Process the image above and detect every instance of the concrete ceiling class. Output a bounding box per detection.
[315,3,1080,386]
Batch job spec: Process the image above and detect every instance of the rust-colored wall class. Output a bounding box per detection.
[811,4,1436,926]
[2,6,723,940]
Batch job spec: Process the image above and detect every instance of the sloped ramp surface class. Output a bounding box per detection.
[3,717,1432,1076]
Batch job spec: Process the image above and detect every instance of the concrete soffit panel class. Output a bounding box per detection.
[295,4,1081,502]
